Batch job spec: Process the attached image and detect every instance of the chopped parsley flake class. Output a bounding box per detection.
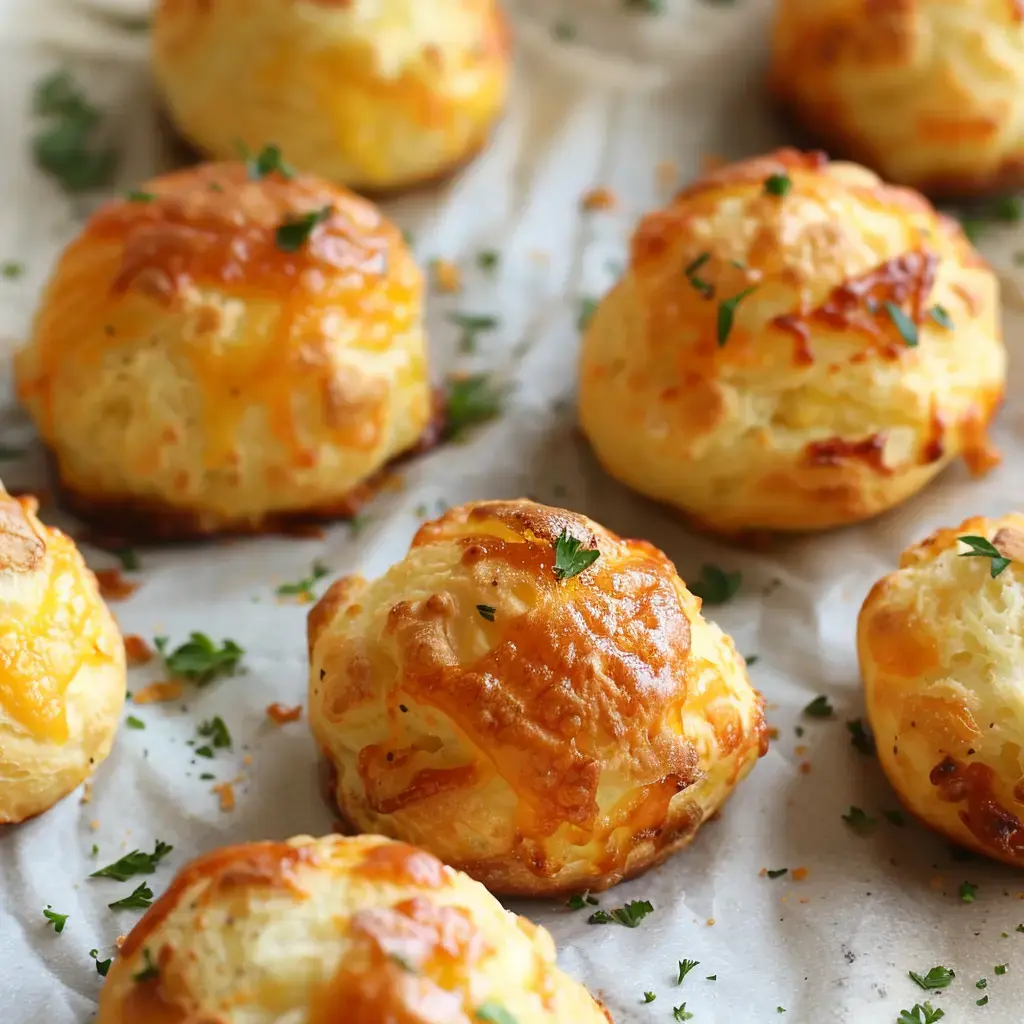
[109,882,154,910]
[908,966,955,991]
[995,963,1008,975]
[897,1003,944,1024]
[764,173,792,197]
[1,260,24,279]
[276,561,329,600]
[154,633,244,686]
[553,530,601,581]
[91,840,172,881]
[566,891,599,910]
[977,995,989,1006]
[803,695,834,718]
[275,205,332,252]
[578,297,599,331]
[126,715,145,730]
[977,979,987,989]
[672,1004,694,1021]
[767,868,788,879]
[959,881,978,903]
[929,305,954,330]
[124,190,154,202]
[706,975,717,981]
[717,286,757,346]
[688,564,741,605]
[552,19,576,40]
[958,535,1012,578]
[32,70,118,193]
[449,311,499,353]
[884,302,919,347]
[444,374,506,440]
[684,252,713,298]
[477,250,500,272]
[842,806,877,835]
[90,948,111,976]
[588,899,654,928]
[884,809,907,827]
[476,604,496,622]
[677,959,699,983]
[643,991,656,1002]
[198,716,231,749]
[475,1003,518,1024]
[132,948,159,982]
[115,548,141,571]
[625,0,666,11]
[847,718,875,755]
[42,906,67,933]
[247,143,294,180]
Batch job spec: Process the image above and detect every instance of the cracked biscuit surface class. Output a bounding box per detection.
[308,499,767,896]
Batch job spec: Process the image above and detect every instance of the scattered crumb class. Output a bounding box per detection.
[759,867,767,877]
[930,876,946,891]
[267,702,303,725]
[798,898,810,904]
[799,762,811,774]
[124,635,154,665]
[242,754,253,766]
[431,258,462,293]
[116,935,126,948]
[706,918,715,926]
[134,681,184,705]
[581,186,617,211]
[381,473,405,492]
[656,160,678,190]
[767,727,779,740]
[528,250,549,265]
[792,867,809,882]
[80,781,92,805]
[213,782,235,812]
[795,745,808,756]
[94,569,139,602]
[90,819,99,831]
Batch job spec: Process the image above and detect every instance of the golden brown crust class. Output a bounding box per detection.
[770,1,1024,198]
[16,162,433,539]
[309,499,767,895]
[579,149,1006,533]
[858,512,1024,867]
[98,834,612,1024]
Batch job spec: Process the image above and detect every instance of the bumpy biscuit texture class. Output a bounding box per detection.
[859,513,1024,866]
[15,162,431,538]
[578,149,1005,534]
[770,0,1024,197]
[0,486,125,823]
[96,833,612,1023]
[152,0,511,192]
[309,499,767,895]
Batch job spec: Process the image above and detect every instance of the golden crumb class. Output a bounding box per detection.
[527,250,549,265]
[133,681,183,704]
[795,744,808,756]
[94,569,139,602]
[706,918,716,926]
[431,258,462,294]
[267,702,303,725]
[242,754,253,766]
[80,781,93,804]
[581,187,617,212]
[799,761,812,774]
[123,635,153,665]
[759,867,767,877]
[213,782,235,812]
[792,867,809,881]
[115,935,126,948]
[90,819,100,830]
[767,727,779,740]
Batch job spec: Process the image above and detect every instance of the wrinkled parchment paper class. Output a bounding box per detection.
[2,0,1024,1020]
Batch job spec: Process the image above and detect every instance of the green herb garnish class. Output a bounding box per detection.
[91,841,172,881]
[109,882,154,910]
[449,312,499,353]
[847,718,875,755]
[553,530,601,581]
[688,564,741,605]
[588,899,654,927]
[476,604,496,622]
[43,906,67,933]
[444,374,506,440]
[477,250,500,272]
[578,297,599,331]
[929,305,954,330]
[154,633,244,685]
[684,252,713,299]
[884,302,919,347]
[672,1005,694,1021]
[275,205,332,252]
[959,535,1012,578]
[909,966,955,991]
[717,286,757,346]
[132,948,159,982]
[803,695,833,718]
[764,173,792,197]
[959,881,978,903]
[643,992,657,1003]
[897,1003,944,1024]
[677,959,700,983]
[90,949,111,976]
[475,1003,518,1024]
[995,963,1008,975]
[276,561,329,600]
[247,143,294,181]
[198,716,231,749]
[767,868,788,879]
[2,261,25,279]
[842,806,877,835]
[126,715,145,730]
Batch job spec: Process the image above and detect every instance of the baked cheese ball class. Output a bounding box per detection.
[858,514,1024,866]
[96,833,612,1023]
[0,486,125,823]
[308,499,767,896]
[769,0,1024,197]
[578,149,1006,535]
[15,161,432,539]
[151,0,511,193]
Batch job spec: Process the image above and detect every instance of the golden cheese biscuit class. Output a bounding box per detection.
[859,513,1024,866]
[578,149,1006,536]
[151,0,511,194]
[96,833,612,1023]
[0,487,125,823]
[769,0,1024,197]
[14,161,432,539]
[308,499,767,896]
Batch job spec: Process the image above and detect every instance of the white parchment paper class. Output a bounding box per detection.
[1,1,1024,1020]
